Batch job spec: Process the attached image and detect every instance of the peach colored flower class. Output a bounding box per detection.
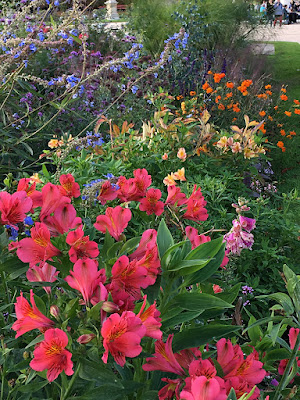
[162,153,168,160]
[163,174,176,186]
[173,168,186,181]
[177,148,187,161]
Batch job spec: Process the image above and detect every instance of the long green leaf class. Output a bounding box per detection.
[172,293,234,311]
[157,219,174,260]
[172,324,241,351]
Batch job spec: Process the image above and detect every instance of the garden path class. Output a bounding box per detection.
[252,22,300,44]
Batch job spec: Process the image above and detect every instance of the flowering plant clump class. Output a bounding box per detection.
[0,168,276,399]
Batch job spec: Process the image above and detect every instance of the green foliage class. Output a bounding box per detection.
[129,0,180,56]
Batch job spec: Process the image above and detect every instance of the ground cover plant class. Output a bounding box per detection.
[0,1,300,399]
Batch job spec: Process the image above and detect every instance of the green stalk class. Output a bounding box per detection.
[273,333,300,400]
[60,363,81,400]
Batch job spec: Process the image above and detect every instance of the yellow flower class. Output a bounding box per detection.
[29,173,42,184]
[48,139,60,149]
[173,168,186,181]
[216,136,228,148]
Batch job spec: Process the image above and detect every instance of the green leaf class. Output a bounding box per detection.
[88,301,103,321]
[172,293,234,311]
[157,219,174,260]
[119,236,141,256]
[167,258,210,274]
[257,293,294,315]
[42,164,50,179]
[172,324,241,352]
[242,316,288,335]
[25,334,45,349]
[79,359,121,383]
[247,314,263,344]
[183,243,226,286]
[17,379,48,393]
[264,348,291,362]
[226,387,238,400]
[184,237,223,261]
[284,264,300,312]
[216,283,241,304]
[161,240,186,270]
[162,310,204,330]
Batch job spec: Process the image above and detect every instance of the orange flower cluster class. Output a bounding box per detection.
[280,94,288,101]
[202,82,213,94]
[277,141,286,152]
[213,72,226,83]
[237,80,253,96]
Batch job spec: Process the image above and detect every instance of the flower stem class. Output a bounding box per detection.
[60,363,81,400]
[273,333,300,400]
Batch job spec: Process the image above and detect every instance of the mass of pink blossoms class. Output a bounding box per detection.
[1,170,266,399]
[143,335,266,400]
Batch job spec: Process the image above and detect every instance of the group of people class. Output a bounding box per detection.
[259,0,299,26]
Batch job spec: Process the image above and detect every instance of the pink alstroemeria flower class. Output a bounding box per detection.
[26,263,59,294]
[12,290,54,338]
[30,328,73,382]
[0,191,32,226]
[139,188,165,216]
[58,174,80,199]
[66,227,99,262]
[143,334,185,376]
[65,258,106,305]
[94,206,132,241]
[101,311,146,367]
[136,296,162,340]
[16,222,60,265]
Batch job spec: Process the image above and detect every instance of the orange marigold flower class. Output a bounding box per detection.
[226,82,234,89]
[233,106,240,113]
[207,70,213,75]
[289,131,296,136]
[227,104,233,109]
[294,99,300,105]
[268,116,273,121]
[280,129,286,136]
[213,73,225,83]
[280,94,288,101]
[237,85,247,93]
[266,90,272,96]
[202,82,210,90]
[281,87,287,93]
[257,93,267,99]
[284,111,292,117]
[287,134,292,139]
[259,111,266,117]
[218,104,225,110]
[242,91,248,96]
[176,95,183,100]
[226,92,233,98]
[274,106,278,110]
[265,138,268,143]
[241,79,253,88]
[232,117,237,122]
[265,84,272,89]
[215,95,221,103]
[206,87,213,94]
[295,109,300,115]
[277,141,285,149]
[190,91,196,96]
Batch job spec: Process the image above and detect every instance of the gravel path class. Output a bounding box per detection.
[252,22,300,44]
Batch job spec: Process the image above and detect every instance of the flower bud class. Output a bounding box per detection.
[77,334,96,344]
[101,301,120,313]
[23,351,29,360]
[50,305,60,320]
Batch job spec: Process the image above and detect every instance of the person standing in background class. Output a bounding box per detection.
[267,0,275,25]
[273,0,284,26]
